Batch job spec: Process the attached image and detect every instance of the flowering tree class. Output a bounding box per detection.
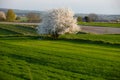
[0,11,6,21]
[37,8,80,39]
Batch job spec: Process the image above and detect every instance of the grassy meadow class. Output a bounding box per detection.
[0,24,120,80]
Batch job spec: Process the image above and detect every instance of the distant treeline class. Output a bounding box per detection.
[0,9,41,23]
[0,9,120,23]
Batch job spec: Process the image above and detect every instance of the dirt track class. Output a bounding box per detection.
[81,26,120,34]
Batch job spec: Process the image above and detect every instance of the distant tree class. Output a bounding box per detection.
[0,11,6,21]
[77,16,82,22]
[16,16,21,20]
[26,13,41,22]
[37,8,80,39]
[88,13,98,22]
[84,16,91,22]
[116,19,120,23]
[6,9,16,22]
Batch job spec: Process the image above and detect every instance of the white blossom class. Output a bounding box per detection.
[37,8,80,38]
[0,11,6,20]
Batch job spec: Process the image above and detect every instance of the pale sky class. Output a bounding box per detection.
[0,0,120,14]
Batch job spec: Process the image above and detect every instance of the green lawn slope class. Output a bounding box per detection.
[0,24,37,36]
[0,24,120,80]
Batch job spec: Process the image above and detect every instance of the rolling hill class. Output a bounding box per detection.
[0,24,120,80]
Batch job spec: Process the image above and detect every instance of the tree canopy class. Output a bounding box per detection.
[0,11,6,21]
[37,8,80,39]
[6,9,16,22]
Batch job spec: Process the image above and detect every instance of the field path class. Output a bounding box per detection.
[0,22,40,25]
[0,22,120,34]
[81,26,120,34]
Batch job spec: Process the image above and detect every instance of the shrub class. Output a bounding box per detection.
[84,16,91,22]
[77,16,82,22]
[26,13,41,23]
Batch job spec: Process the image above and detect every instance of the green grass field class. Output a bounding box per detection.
[78,22,120,28]
[0,24,37,36]
[0,24,120,80]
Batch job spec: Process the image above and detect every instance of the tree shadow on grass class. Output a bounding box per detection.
[0,35,40,40]
[0,35,119,48]
[56,38,120,48]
